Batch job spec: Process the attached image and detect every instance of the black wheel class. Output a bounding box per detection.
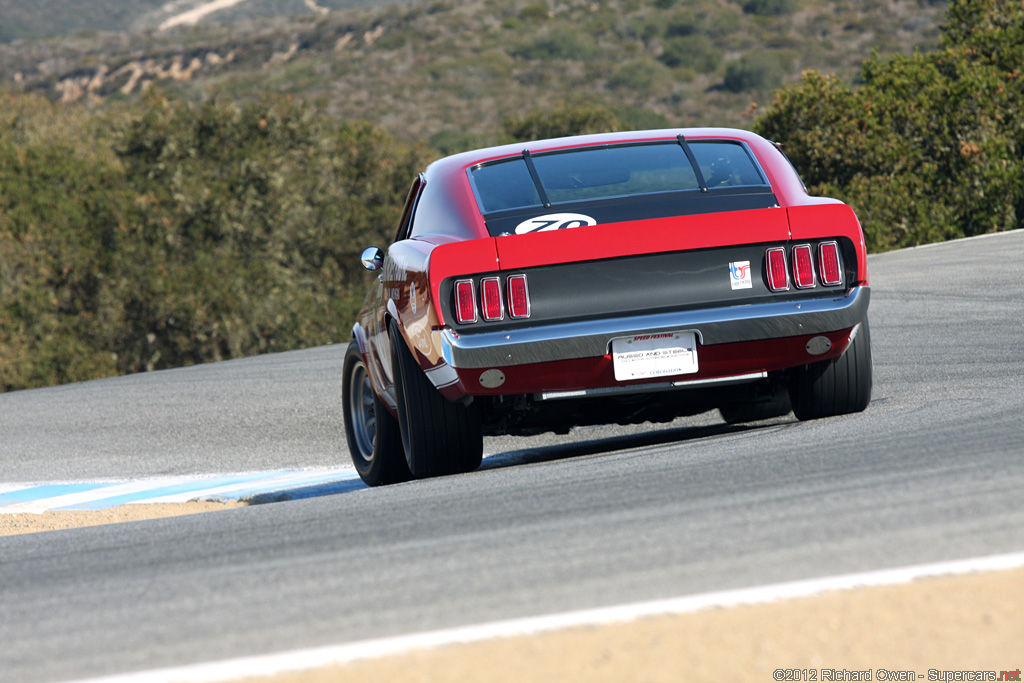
[790,317,873,421]
[389,323,483,479]
[342,341,411,487]
[719,389,792,424]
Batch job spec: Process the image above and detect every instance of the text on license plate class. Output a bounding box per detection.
[611,331,698,382]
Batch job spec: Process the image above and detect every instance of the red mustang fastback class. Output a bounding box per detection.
[343,128,871,486]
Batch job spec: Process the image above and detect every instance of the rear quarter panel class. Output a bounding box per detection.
[355,239,437,409]
[787,202,869,286]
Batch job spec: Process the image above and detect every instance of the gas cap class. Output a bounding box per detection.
[806,336,833,355]
[479,369,506,388]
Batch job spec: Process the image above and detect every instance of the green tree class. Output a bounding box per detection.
[754,0,1024,251]
[0,89,429,392]
[0,93,127,391]
[111,91,428,375]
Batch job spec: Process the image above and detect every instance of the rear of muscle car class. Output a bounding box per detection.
[346,128,871,485]
[414,130,871,436]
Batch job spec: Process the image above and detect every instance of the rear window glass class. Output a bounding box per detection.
[469,158,542,213]
[468,140,767,214]
[689,141,767,189]
[532,144,700,204]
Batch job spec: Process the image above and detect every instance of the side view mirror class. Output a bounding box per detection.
[361,246,385,271]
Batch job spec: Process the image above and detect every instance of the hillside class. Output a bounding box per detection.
[0,0,947,148]
[0,0,420,41]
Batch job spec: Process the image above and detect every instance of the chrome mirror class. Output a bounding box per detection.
[360,246,385,271]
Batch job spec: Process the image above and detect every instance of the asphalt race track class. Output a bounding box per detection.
[1,231,1023,683]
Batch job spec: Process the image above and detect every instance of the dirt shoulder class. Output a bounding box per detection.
[0,501,247,536]
[244,566,1023,683]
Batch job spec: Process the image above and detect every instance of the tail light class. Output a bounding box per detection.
[819,241,843,286]
[454,279,477,324]
[507,274,531,319]
[792,244,815,289]
[765,247,790,292]
[453,274,532,324]
[480,277,504,321]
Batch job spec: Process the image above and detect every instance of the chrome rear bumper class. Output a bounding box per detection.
[436,286,870,369]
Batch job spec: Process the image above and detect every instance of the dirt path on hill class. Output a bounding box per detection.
[160,0,251,29]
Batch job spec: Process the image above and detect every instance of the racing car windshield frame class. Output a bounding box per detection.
[468,139,771,216]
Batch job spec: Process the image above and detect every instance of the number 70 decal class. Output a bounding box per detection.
[514,213,597,235]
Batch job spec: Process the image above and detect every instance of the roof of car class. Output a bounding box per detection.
[428,127,768,175]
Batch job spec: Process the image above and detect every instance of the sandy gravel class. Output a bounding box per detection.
[0,501,247,536]
[240,567,1024,683]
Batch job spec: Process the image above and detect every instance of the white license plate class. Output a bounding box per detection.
[611,331,698,382]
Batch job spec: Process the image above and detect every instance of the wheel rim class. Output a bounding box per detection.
[347,360,376,463]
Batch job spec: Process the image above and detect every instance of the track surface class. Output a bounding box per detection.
[2,232,1023,683]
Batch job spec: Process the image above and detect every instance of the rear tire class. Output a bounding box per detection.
[790,318,873,421]
[343,341,411,487]
[390,323,483,479]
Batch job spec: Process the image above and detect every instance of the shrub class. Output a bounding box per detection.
[0,93,128,391]
[519,2,549,22]
[510,26,597,61]
[608,57,673,91]
[428,128,495,155]
[741,0,798,16]
[723,50,787,92]
[665,2,741,38]
[502,103,624,141]
[659,34,723,71]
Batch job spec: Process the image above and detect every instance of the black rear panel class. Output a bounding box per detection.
[441,238,858,334]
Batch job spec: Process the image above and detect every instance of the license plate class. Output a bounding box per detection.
[611,331,698,382]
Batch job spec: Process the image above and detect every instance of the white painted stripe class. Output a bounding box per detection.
[0,484,37,495]
[4,477,195,514]
[140,468,359,503]
[0,468,362,513]
[61,550,1024,683]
